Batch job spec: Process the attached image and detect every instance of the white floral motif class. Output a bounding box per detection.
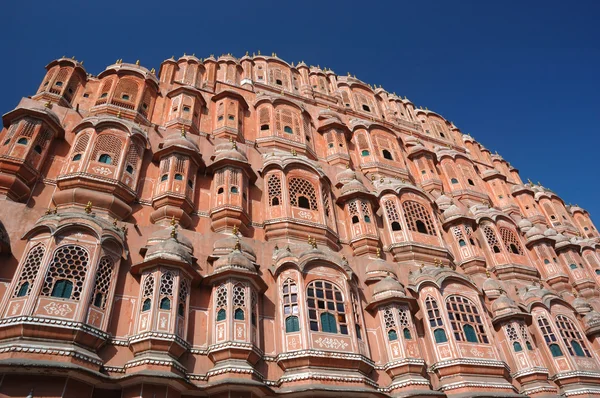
[237,326,243,338]
[160,316,167,328]
[141,317,147,329]
[92,166,112,176]
[314,337,348,350]
[43,302,72,316]
[469,347,484,357]
[289,337,298,349]
[10,303,20,316]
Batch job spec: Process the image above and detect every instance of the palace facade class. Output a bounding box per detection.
[0,53,598,397]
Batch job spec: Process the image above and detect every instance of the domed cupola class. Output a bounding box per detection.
[335,165,357,186]
[482,273,503,299]
[207,139,256,235]
[151,128,203,228]
[517,218,533,233]
[364,249,397,284]
[435,194,453,211]
[212,243,258,275]
[368,276,411,309]
[491,293,519,319]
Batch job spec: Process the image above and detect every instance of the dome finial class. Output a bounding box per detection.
[181,125,186,137]
[234,238,241,251]
[376,248,381,258]
[84,201,92,214]
[232,225,238,236]
[170,216,176,226]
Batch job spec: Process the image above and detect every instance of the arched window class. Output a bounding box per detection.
[51,279,73,298]
[483,225,502,254]
[142,298,152,312]
[307,281,348,335]
[13,244,45,298]
[261,124,269,131]
[446,295,489,343]
[382,149,393,160]
[402,200,436,236]
[178,279,189,318]
[450,178,458,184]
[286,316,300,332]
[555,315,591,357]
[425,296,447,343]
[468,179,475,186]
[544,259,551,265]
[569,264,577,270]
[161,174,168,182]
[41,245,88,301]
[17,138,28,145]
[459,239,466,247]
[267,174,282,207]
[499,227,524,255]
[352,215,359,224]
[215,283,227,321]
[289,178,318,210]
[391,222,401,231]
[72,154,82,161]
[403,328,412,339]
[160,297,171,310]
[98,154,112,164]
[90,256,114,309]
[34,145,42,154]
[231,186,239,194]
[361,149,370,157]
[174,173,183,181]
[234,308,245,320]
[513,342,523,352]
[537,315,562,357]
[284,126,293,134]
[388,329,398,341]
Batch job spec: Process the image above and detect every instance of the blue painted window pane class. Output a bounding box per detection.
[51,279,73,299]
[513,342,523,352]
[160,297,171,310]
[217,308,226,321]
[285,316,299,332]
[234,308,245,320]
[142,298,151,312]
[434,328,447,343]
[320,312,337,334]
[388,329,398,341]
[550,344,563,357]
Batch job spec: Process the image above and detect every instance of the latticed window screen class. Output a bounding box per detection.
[537,315,563,357]
[141,274,155,312]
[307,280,348,335]
[13,244,45,298]
[98,79,113,97]
[446,295,489,343]
[505,323,519,342]
[178,278,189,317]
[356,133,370,151]
[348,200,359,217]
[17,120,38,139]
[360,201,371,218]
[159,271,175,309]
[174,154,187,174]
[383,306,398,340]
[322,187,332,220]
[372,135,399,161]
[556,315,591,357]
[233,283,246,320]
[124,143,141,174]
[160,157,171,175]
[215,283,227,321]
[289,177,318,210]
[184,64,195,85]
[384,200,400,222]
[483,225,502,253]
[91,135,123,166]
[41,245,89,301]
[267,174,282,206]
[499,227,524,255]
[54,68,69,87]
[452,226,465,244]
[30,130,53,154]
[114,79,139,103]
[275,108,301,136]
[259,108,270,128]
[90,256,114,309]
[402,200,436,235]
[251,290,258,326]
[425,296,447,343]
[341,90,352,106]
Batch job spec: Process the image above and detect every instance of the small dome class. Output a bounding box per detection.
[573,297,593,314]
[336,167,356,185]
[404,136,419,147]
[148,228,193,252]
[544,228,558,237]
[213,235,256,260]
[163,130,199,152]
[525,226,544,239]
[340,177,368,196]
[491,294,518,316]
[443,204,466,220]
[435,194,452,210]
[372,276,406,297]
[365,257,397,281]
[518,218,533,231]
[213,248,256,273]
[145,237,193,265]
[483,276,502,294]
[213,142,248,163]
[554,233,569,243]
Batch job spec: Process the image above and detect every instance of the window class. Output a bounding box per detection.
[122,94,130,101]
[307,281,348,335]
[289,178,318,210]
[388,329,398,341]
[51,279,73,299]
[215,284,227,321]
[434,328,448,343]
[126,165,134,174]
[352,215,359,224]
[55,81,63,87]
[41,245,88,301]
[34,145,42,154]
[90,256,114,309]
[183,106,190,112]
[364,215,371,223]
[426,296,447,343]
[98,154,112,164]
[555,315,591,357]
[283,279,299,332]
[100,93,108,98]
[382,149,393,160]
[569,264,577,270]
[403,328,412,339]
[361,149,370,156]
[362,104,371,112]
[17,138,28,145]
[13,244,45,298]
[446,295,489,343]
[231,186,239,194]
[499,227,524,255]
[178,279,189,317]
[234,308,245,320]
[483,225,502,254]
[459,239,466,247]
[232,283,246,321]
[402,200,436,236]
[276,79,282,85]
[284,126,293,134]
[261,124,269,131]
[174,173,183,181]
[451,178,458,184]
[550,344,563,357]
[142,298,151,312]
[267,174,282,207]
[160,297,171,310]
[161,174,168,182]
[537,315,561,356]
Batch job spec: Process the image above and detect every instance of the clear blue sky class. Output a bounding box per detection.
[1,1,598,219]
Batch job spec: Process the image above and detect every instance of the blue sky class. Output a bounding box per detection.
[1,0,598,218]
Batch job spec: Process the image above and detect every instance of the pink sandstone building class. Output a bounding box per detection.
[0,53,599,398]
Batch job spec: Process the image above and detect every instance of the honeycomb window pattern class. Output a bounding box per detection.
[446,295,489,344]
[402,200,436,236]
[267,174,282,206]
[90,256,114,309]
[12,244,46,298]
[41,245,89,301]
[288,177,318,210]
[483,225,502,253]
[215,284,228,319]
[499,227,524,255]
[91,134,123,166]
